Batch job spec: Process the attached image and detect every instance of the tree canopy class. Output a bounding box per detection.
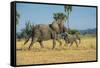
[16,11,20,25]
[53,12,67,23]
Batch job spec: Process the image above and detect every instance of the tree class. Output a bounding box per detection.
[16,11,20,25]
[64,5,72,30]
[21,21,32,39]
[16,32,22,41]
[68,29,80,35]
[53,12,67,23]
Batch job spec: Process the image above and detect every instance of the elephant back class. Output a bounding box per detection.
[38,24,52,40]
[38,24,50,33]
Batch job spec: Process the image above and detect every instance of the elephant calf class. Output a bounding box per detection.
[62,32,81,47]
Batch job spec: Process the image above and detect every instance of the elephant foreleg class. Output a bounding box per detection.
[52,39,56,49]
[78,38,81,44]
[75,40,79,47]
[39,41,44,48]
[64,39,69,47]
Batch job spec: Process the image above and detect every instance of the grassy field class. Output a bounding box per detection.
[16,37,96,65]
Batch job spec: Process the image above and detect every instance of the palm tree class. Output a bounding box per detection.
[16,11,20,25]
[53,12,67,24]
[64,5,72,30]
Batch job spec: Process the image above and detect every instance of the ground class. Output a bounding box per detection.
[16,37,96,65]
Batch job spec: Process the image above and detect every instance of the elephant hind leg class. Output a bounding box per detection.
[28,37,38,50]
[69,42,73,47]
[24,37,30,45]
[21,36,31,50]
[28,38,33,50]
[24,35,31,45]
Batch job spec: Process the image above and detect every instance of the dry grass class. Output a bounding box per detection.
[16,37,96,65]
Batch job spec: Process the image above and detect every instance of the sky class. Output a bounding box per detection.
[16,3,96,32]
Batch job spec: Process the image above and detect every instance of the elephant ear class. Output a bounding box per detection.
[51,21,60,33]
[63,26,68,32]
[56,20,66,33]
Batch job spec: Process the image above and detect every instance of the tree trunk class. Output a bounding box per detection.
[67,13,70,31]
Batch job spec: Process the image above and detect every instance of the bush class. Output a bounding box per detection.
[68,29,80,35]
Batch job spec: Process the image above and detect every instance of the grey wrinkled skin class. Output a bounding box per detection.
[63,32,81,47]
[23,20,67,50]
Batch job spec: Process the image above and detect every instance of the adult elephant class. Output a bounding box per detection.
[23,20,67,50]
